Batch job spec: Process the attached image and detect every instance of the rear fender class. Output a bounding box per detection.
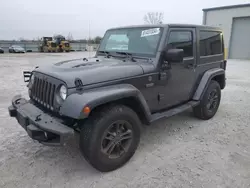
[193,68,225,100]
[60,84,151,122]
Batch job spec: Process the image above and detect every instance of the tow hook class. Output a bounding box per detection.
[35,114,41,122]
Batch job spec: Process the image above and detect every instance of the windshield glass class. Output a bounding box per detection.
[98,27,163,57]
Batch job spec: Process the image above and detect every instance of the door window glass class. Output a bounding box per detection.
[167,31,193,58]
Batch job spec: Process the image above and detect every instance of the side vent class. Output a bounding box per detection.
[75,78,83,88]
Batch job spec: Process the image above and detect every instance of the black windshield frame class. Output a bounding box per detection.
[97,27,164,58]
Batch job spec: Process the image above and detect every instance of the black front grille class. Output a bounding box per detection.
[31,76,56,110]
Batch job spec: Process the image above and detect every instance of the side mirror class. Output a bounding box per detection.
[164,49,184,62]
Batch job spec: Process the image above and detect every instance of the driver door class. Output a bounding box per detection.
[161,28,197,108]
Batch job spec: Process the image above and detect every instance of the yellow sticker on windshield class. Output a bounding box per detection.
[141,28,160,37]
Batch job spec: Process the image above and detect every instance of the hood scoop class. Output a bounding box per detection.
[72,58,100,68]
[53,58,102,68]
[72,63,93,68]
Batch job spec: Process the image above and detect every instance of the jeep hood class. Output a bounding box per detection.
[34,57,147,88]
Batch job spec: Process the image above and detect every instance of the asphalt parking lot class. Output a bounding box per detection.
[0,52,249,188]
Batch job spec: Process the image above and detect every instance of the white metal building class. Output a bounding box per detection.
[203,4,250,59]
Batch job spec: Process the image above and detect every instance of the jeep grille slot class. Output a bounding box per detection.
[44,81,48,105]
[46,82,51,107]
[51,85,55,107]
[31,76,56,110]
[32,77,37,98]
[37,78,41,101]
[41,79,45,104]
[38,78,42,101]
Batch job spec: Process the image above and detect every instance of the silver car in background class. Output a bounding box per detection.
[9,45,25,53]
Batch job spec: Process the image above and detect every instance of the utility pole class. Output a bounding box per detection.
[88,21,91,58]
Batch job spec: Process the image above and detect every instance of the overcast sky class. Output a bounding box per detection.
[0,0,249,40]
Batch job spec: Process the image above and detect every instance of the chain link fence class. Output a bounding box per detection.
[0,41,99,53]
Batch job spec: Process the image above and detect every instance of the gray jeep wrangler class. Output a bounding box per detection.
[8,24,227,172]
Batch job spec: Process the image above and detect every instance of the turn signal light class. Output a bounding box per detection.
[83,106,91,115]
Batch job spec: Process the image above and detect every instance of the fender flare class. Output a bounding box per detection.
[193,68,225,100]
[59,84,151,122]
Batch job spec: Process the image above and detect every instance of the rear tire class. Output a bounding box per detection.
[193,80,221,120]
[79,105,141,172]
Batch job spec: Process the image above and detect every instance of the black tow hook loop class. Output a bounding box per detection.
[35,114,41,122]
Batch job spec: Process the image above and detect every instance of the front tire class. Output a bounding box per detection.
[79,105,141,172]
[193,80,221,120]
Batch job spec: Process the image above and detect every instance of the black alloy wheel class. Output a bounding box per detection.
[101,120,133,159]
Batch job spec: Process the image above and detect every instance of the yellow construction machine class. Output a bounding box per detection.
[53,35,71,52]
[38,37,57,52]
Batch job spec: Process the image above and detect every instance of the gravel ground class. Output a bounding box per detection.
[0,53,249,188]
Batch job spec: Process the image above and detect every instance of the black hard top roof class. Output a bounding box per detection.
[108,23,222,31]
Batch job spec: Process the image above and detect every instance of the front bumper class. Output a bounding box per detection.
[8,95,74,146]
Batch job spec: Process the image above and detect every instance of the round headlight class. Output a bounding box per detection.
[59,85,67,100]
[30,74,35,86]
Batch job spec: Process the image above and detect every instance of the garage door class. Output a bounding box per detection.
[229,17,250,59]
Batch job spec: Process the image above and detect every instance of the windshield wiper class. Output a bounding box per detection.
[98,50,112,58]
[115,52,136,62]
